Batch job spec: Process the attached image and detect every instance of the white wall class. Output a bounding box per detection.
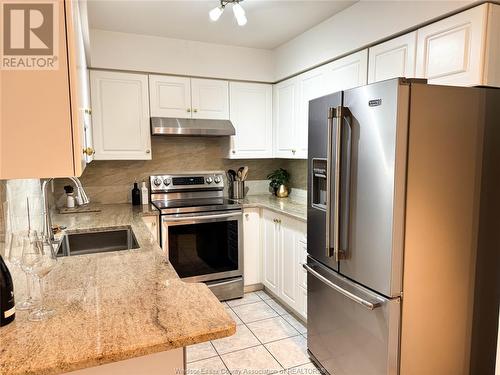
[89,2,481,83]
[90,29,274,82]
[274,0,476,80]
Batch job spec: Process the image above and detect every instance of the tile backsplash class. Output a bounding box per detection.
[54,137,307,205]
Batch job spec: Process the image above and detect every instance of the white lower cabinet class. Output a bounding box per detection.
[243,208,262,286]
[262,210,280,295]
[279,216,299,309]
[296,240,307,319]
[261,209,307,319]
[297,285,307,320]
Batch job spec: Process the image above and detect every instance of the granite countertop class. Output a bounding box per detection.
[0,204,235,375]
[235,194,307,222]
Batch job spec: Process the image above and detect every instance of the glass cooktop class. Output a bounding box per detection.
[152,198,241,215]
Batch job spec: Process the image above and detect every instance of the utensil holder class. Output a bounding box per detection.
[231,181,245,200]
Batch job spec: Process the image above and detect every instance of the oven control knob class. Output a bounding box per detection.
[153,178,162,187]
[206,177,213,184]
[214,176,222,184]
[163,178,171,186]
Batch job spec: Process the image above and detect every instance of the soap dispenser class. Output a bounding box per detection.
[141,181,149,205]
[131,182,141,206]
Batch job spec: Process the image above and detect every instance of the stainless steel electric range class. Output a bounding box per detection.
[150,171,243,301]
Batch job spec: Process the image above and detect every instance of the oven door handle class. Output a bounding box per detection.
[162,211,242,222]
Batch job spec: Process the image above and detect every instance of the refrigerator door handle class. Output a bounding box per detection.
[326,108,335,257]
[303,263,382,310]
[331,106,351,261]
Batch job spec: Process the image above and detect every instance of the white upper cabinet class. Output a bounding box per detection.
[273,77,300,158]
[324,49,368,93]
[368,32,417,83]
[149,75,191,118]
[272,50,367,160]
[90,71,152,160]
[149,76,229,120]
[295,66,329,159]
[415,3,500,87]
[229,82,273,159]
[191,78,229,120]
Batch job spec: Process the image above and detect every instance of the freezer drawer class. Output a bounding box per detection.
[305,257,400,375]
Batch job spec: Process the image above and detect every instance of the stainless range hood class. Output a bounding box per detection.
[151,117,235,136]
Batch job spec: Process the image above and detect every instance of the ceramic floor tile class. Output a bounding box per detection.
[186,341,218,363]
[211,324,260,355]
[187,356,228,375]
[226,292,262,307]
[282,314,307,334]
[255,290,273,300]
[247,316,300,343]
[231,301,279,324]
[225,306,243,325]
[265,336,310,369]
[265,298,289,315]
[221,345,283,375]
[286,362,322,375]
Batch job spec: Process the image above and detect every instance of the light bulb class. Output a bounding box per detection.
[209,6,224,22]
[235,13,247,26]
[232,3,247,26]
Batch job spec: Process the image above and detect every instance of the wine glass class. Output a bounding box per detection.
[23,235,58,321]
[6,230,39,310]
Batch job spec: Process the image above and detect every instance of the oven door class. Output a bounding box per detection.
[161,210,243,283]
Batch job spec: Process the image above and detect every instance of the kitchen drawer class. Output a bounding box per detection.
[306,258,400,375]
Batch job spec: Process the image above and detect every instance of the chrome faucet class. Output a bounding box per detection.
[68,176,90,205]
[41,177,90,242]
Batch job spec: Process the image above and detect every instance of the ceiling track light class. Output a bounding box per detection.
[209,0,247,26]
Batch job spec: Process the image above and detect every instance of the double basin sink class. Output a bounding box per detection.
[56,227,139,257]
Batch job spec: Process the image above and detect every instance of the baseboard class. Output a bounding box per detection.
[261,286,307,324]
[244,283,263,293]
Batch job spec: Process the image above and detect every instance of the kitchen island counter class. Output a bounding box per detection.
[0,204,235,375]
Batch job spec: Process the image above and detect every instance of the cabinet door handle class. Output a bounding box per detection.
[84,108,92,115]
[187,108,191,113]
[83,147,95,156]
[146,149,151,154]
[193,109,198,113]
[232,150,236,154]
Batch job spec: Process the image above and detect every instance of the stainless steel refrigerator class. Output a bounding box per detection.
[305,78,499,375]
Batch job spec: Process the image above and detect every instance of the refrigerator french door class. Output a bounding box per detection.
[306,79,411,375]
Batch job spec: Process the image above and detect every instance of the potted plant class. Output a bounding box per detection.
[267,168,290,198]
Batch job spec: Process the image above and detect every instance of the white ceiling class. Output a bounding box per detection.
[87,1,356,50]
